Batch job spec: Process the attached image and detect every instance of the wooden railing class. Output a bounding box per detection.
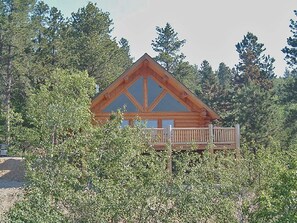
[143,124,240,150]
[172,128,209,144]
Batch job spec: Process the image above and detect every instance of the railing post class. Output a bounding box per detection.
[167,125,172,144]
[235,124,240,157]
[208,124,214,153]
[167,125,172,174]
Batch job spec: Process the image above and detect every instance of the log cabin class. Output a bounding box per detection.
[91,54,240,152]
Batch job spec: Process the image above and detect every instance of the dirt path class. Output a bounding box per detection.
[0,157,25,220]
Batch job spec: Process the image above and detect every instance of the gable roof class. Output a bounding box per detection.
[91,53,220,120]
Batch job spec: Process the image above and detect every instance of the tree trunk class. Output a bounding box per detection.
[5,45,13,145]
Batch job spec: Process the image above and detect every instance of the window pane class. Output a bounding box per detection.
[146,120,158,128]
[162,120,174,127]
[147,77,163,105]
[153,93,189,112]
[134,120,157,128]
[103,93,138,112]
[134,120,146,127]
[121,120,129,128]
[128,77,143,105]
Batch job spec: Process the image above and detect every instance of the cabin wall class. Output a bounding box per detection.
[174,119,208,127]
[93,111,211,127]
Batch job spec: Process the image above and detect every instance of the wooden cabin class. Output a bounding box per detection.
[91,54,240,151]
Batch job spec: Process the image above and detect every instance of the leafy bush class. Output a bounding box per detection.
[6,69,297,222]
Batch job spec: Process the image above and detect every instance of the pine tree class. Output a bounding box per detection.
[281,9,297,148]
[151,23,199,90]
[282,10,297,74]
[199,61,220,100]
[232,33,280,147]
[235,32,275,90]
[151,23,186,73]
[217,62,233,88]
[30,2,65,87]
[59,2,132,90]
[0,0,35,144]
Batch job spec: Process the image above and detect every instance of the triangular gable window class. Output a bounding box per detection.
[147,77,163,105]
[153,93,189,112]
[128,77,143,105]
[103,93,138,112]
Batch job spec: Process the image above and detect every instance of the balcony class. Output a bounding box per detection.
[143,124,240,151]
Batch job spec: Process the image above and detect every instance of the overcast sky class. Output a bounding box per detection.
[44,0,297,76]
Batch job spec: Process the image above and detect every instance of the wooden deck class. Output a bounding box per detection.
[143,124,240,151]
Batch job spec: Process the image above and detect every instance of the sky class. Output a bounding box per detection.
[44,0,297,76]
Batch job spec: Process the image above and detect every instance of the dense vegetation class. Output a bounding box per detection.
[0,1,296,222]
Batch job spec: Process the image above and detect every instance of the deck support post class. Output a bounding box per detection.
[167,125,172,174]
[208,124,214,153]
[235,124,240,158]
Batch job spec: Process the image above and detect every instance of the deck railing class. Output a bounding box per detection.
[172,128,209,144]
[143,124,240,150]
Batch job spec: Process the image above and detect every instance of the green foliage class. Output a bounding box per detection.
[0,1,133,148]
[282,10,297,72]
[7,187,68,223]
[235,32,275,90]
[0,0,35,144]
[2,3,297,223]
[279,9,297,149]
[248,149,297,223]
[195,60,220,106]
[59,2,132,90]
[217,62,233,88]
[151,22,199,90]
[152,22,186,73]
[7,75,296,222]
[232,84,281,147]
[228,33,281,147]
[26,69,95,147]
[29,1,65,85]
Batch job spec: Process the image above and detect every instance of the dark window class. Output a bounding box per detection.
[153,93,189,112]
[128,77,143,105]
[146,120,158,128]
[103,94,138,112]
[134,120,158,128]
[162,120,174,127]
[121,120,129,128]
[147,77,163,105]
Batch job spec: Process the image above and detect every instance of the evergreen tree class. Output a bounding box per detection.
[173,60,199,92]
[278,75,297,148]
[151,23,186,73]
[119,38,131,57]
[196,60,220,106]
[0,0,35,144]
[215,63,235,126]
[217,62,233,88]
[233,84,280,146]
[281,9,297,148]
[194,60,234,126]
[235,32,275,90]
[232,33,280,147]
[282,10,297,74]
[59,2,132,90]
[30,1,65,86]
[151,23,199,91]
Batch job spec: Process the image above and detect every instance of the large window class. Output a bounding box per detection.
[147,77,163,105]
[102,75,190,113]
[103,94,138,112]
[153,93,189,112]
[128,77,143,105]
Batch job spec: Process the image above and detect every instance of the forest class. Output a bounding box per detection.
[0,0,296,222]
